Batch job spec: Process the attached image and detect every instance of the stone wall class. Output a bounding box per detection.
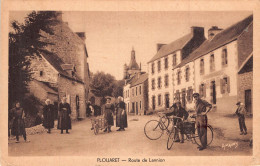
[237,71,253,112]
[58,76,86,119]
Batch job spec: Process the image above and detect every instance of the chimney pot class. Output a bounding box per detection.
[76,32,86,42]
[208,26,222,40]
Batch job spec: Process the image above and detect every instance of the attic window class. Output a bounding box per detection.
[40,71,43,76]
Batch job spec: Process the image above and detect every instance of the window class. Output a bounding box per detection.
[210,54,215,71]
[200,59,204,75]
[221,77,230,94]
[140,101,142,109]
[151,79,155,90]
[164,57,168,69]
[177,71,181,85]
[158,95,161,106]
[40,71,43,76]
[128,90,129,97]
[158,77,162,89]
[158,60,161,72]
[199,83,206,97]
[165,94,170,108]
[151,63,155,74]
[222,48,228,67]
[139,86,142,95]
[172,54,177,66]
[164,74,169,87]
[132,88,134,97]
[136,87,138,96]
[185,67,190,82]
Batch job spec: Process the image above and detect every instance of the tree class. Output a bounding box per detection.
[112,80,125,98]
[9,11,59,111]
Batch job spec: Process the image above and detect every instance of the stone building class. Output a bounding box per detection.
[147,27,206,111]
[176,15,253,114]
[28,12,90,119]
[123,48,148,115]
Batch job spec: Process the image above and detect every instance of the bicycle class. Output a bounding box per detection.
[144,112,172,140]
[167,115,213,150]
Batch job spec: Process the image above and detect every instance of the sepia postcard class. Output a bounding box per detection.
[1,0,260,166]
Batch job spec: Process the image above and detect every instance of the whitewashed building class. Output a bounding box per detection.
[147,27,206,111]
[175,15,253,113]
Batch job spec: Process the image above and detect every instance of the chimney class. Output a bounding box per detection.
[76,32,86,42]
[55,11,63,21]
[208,26,222,40]
[140,62,142,71]
[157,43,166,52]
[191,26,204,37]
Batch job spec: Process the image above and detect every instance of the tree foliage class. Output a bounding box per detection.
[112,80,125,98]
[9,11,60,109]
[90,71,116,98]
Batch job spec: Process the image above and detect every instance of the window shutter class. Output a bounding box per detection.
[220,79,224,94]
[227,76,230,93]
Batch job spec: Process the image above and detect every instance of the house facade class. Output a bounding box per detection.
[123,48,148,115]
[28,12,90,119]
[175,15,253,114]
[147,27,206,111]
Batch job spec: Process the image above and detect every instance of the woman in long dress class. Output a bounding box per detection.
[103,97,115,133]
[57,97,71,134]
[116,96,127,131]
[43,99,55,133]
[10,101,30,143]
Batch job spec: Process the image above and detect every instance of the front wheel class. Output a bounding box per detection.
[144,120,163,140]
[167,127,176,150]
[194,125,214,147]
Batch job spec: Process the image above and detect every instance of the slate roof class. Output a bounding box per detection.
[175,15,253,69]
[33,79,58,95]
[41,53,84,84]
[130,73,148,87]
[148,33,193,63]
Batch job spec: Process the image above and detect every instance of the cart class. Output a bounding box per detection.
[91,116,107,135]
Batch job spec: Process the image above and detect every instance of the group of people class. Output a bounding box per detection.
[165,92,249,151]
[8,96,72,143]
[165,93,212,151]
[95,96,128,133]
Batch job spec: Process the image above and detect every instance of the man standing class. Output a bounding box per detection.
[166,101,188,143]
[193,93,212,151]
[58,97,71,134]
[235,102,247,135]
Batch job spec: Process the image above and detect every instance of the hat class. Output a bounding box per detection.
[236,101,241,105]
[45,99,51,105]
[193,93,200,97]
[105,96,112,100]
[175,100,181,104]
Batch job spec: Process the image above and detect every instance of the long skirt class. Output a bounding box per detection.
[116,109,127,128]
[11,118,26,136]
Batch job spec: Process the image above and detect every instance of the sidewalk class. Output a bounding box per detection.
[208,112,252,142]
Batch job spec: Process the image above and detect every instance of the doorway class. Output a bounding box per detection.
[136,102,138,115]
[132,102,135,113]
[245,89,252,113]
[211,81,216,104]
[152,96,156,110]
[181,90,186,108]
[165,94,169,108]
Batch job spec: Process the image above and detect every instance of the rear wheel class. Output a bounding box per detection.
[144,120,163,140]
[194,125,214,146]
[167,127,176,150]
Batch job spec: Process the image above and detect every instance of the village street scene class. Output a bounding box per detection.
[8,11,253,156]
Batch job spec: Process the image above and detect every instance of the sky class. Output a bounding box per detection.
[10,11,252,80]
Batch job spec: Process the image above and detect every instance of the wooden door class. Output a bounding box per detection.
[245,89,252,113]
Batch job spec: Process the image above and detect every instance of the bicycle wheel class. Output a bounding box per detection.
[144,120,164,140]
[160,116,170,130]
[194,125,214,146]
[167,127,176,150]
